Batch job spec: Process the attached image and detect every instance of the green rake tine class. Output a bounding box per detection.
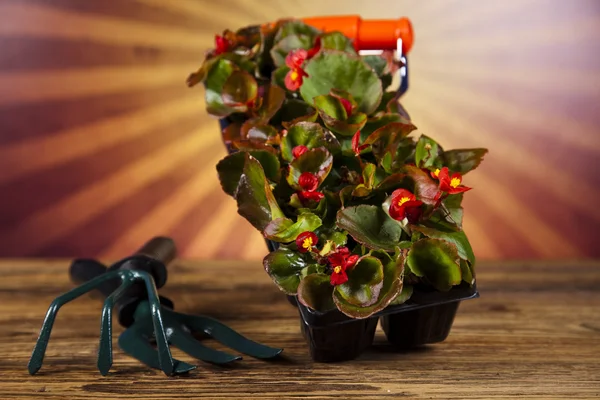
[167,309,282,360]
[28,270,123,375]
[97,279,135,376]
[118,320,196,374]
[167,321,242,365]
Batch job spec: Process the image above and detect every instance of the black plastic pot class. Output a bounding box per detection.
[289,282,478,362]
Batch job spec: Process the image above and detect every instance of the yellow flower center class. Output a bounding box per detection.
[450,177,461,188]
[333,266,342,274]
[397,196,411,206]
[302,237,313,250]
[433,168,440,177]
[290,70,299,81]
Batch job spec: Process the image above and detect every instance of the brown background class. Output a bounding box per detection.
[0,0,599,261]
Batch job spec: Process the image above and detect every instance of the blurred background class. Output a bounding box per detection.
[0,0,598,261]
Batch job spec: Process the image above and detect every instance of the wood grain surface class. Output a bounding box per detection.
[0,259,599,399]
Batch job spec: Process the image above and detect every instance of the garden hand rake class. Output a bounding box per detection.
[28,237,282,376]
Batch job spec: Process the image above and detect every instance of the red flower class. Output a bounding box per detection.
[430,168,441,180]
[437,167,471,194]
[298,190,325,203]
[292,145,308,159]
[328,249,359,286]
[306,37,321,59]
[296,231,318,253]
[389,189,423,223]
[340,98,353,117]
[284,68,308,91]
[285,49,308,69]
[351,130,369,156]
[298,172,319,192]
[284,49,309,91]
[214,35,229,55]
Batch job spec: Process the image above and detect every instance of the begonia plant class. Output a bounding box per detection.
[188,19,487,318]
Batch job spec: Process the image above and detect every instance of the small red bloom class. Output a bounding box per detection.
[296,231,318,253]
[328,249,359,286]
[285,49,308,69]
[214,35,229,55]
[437,167,471,194]
[306,37,321,59]
[430,168,441,180]
[298,172,319,192]
[292,145,308,159]
[284,68,308,91]
[298,190,325,203]
[351,130,369,156]
[340,98,353,117]
[284,49,309,91]
[389,189,423,223]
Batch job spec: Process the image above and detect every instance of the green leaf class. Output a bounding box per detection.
[241,121,279,143]
[204,58,236,117]
[280,122,340,161]
[263,247,308,294]
[187,57,218,87]
[363,121,417,160]
[360,113,414,140]
[222,70,258,110]
[319,31,356,53]
[313,94,367,136]
[279,99,319,126]
[334,251,405,318]
[410,221,476,264]
[407,238,462,291]
[264,213,322,243]
[313,94,347,120]
[336,205,403,251]
[272,65,289,89]
[442,148,488,174]
[274,20,320,42]
[352,163,376,197]
[403,165,440,205]
[460,259,475,286]
[234,153,285,231]
[334,256,384,307]
[270,34,313,67]
[256,84,286,121]
[297,273,335,312]
[361,55,388,76]
[415,135,441,169]
[441,193,464,228]
[216,151,280,196]
[300,50,383,115]
[389,284,413,305]
[287,147,333,189]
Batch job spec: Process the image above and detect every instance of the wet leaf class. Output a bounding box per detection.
[300,50,383,115]
[297,273,335,312]
[264,212,323,243]
[442,148,488,174]
[287,148,334,189]
[334,251,405,318]
[234,154,285,231]
[407,238,462,291]
[336,205,403,251]
[263,247,309,294]
[334,256,384,307]
[216,151,280,196]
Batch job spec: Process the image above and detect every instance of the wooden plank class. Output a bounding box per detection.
[0,259,598,399]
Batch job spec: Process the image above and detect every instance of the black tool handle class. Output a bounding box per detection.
[69,237,176,327]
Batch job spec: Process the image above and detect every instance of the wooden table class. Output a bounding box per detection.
[0,259,599,399]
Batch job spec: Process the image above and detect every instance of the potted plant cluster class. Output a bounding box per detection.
[188,18,488,362]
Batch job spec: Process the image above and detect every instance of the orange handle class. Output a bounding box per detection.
[301,15,413,54]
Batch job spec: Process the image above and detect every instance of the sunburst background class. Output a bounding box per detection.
[0,0,599,260]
